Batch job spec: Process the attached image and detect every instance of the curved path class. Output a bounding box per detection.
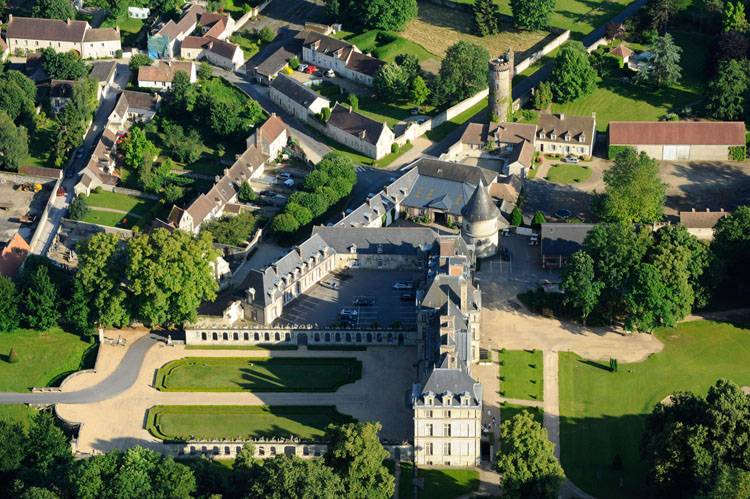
[0,334,161,405]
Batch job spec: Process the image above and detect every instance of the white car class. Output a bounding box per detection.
[325,69,335,78]
[298,63,308,72]
[562,155,580,164]
[392,281,413,290]
[276,172,292,180]
[321,280,340,290]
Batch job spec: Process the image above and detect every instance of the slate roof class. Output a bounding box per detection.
[461,179,501,223]
[49,79,75,99]
[540,223,596,257]
[89,60,117,83]
[312,226,438,255]
[113,90,159,116]
[271,74,328,108]
[679,209,729,229]
[251,40,301,78]
[609,121,746,146]
[7,16,88,43]
[537,113,596,147]
[328,103,389,146]
[418,368,482,406]
[299,30,384,77]
[186,35,240,60]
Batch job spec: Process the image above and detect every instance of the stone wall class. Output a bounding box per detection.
[185,326,418,347]
[514,30,571,75]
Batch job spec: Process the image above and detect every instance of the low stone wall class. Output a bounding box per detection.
[514,29,571,75]
[29,174,62,254]
[185,327,418,347]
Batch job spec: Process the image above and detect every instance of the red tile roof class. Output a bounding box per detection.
[609,121,746,146]
[679,209,729,229]
[0,233,30,277]
[259,114,287,143]
[610,44,633,58]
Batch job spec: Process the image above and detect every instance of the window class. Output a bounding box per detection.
[274,332,280,341]
[212,332,218,341]
[254,332,260,341]
[426,443,433,456]
[426,424,433,436]
[446,410,451,418]
[426,410,433,418]
[443,443,451,456]
[233,332,239,341]
[444,423,451,436]
[264,332,270,341]
[201,332,207,340]
[244,332,249,341]
[222,332,228,340]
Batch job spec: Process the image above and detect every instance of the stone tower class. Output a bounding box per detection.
[461,179,506,258]
[488,50,513,122]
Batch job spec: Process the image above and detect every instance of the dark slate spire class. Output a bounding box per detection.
[461,178,500,222]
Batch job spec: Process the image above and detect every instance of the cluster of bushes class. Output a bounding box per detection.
[373,53,429,109]
[272,152,356,234]
[202,211,260,247]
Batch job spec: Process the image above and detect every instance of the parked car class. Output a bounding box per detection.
[562,155,580,164]
[304,65,318,74]
[280,178,294,187]
[276,172,292,181]
[340,307,358,319]
[56,186,66,197]
[392,281,413,290]
[400,291,416,301]
[324,69,335,78]
[353,296,375,307]
[298,63,308,72]
[321,280,340,290]
[260,190,275,198]
[346,260,361,269]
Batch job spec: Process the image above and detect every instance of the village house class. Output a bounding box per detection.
[128,6,150,19]
[169,115,288,234]
[300,31,384,86]
[269,74,330,121]
[6,15,121,59]
[326,103,394,160]
[679,209,730,241]
[180,36,244,71]
[0,233,30,278]
[89,60,117,100]
[108,90,160,129]
[147,4,202,59]
[48,80,76,114]
[447,121,537,177]
[608,121,746,161]
[74,128,119,196]
[535,113,596,158]
[540,223,596,269]
[137,60,196,90]
[249,40,301,85]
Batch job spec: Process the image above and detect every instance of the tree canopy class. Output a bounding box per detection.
[0,276,20,332]
[325,0,418,31]
[32,0,75,20]
[246,456,344,498]
[0,111,29,172]
[639,33,682,87]
[433,41,489,106]
[510,0,555,30]
[711,205,750,302]
[550,41,597,103]
[41,48,88,81]
[474,0,501,36]
[706,58,748,120]
[601,147,666,224]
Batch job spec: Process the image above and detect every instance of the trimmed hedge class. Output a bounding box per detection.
[729,145,746,161]
[607,145,634,160]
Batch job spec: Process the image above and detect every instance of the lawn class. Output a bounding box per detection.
[499,349,543,401]
[374,142,414,168]
[146,405,355,441]
[154,357,362,392]
[229,32,263,59]
[101,12,144,47]
[344,30,440,73]
[420,468,480,499]
[0,405,37,427]
[0,327,96,392]
[24,120,57,169]
[402,2,546,72]
[399,462,415,499]
[552,31,709,132]
[426,99,488,143]
[86,190,156,215]
[545,163,592,184]
[559,320,750,499]
[500,403,543,425]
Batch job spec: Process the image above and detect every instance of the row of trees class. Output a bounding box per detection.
[0,263,62,333]
[0,417,395,499]
[325,0,418,31]
[474,0,556,35]
[0,66,35,171]
[272,152,357,234]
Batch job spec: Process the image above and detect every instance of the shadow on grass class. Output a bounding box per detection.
[578,359,611,372]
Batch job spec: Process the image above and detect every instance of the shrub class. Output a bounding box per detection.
[347,93,359,110]
[288,56,300,70]
[607,145,633,160]
[258,26,275,43]
[729,145,746,161]
[68,194,89,221]
[8,347,18,364]
[390,143,399,154]
[238,181,256,203]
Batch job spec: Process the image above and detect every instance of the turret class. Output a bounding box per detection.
[488,50,513,122]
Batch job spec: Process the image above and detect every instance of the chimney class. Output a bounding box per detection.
[67,18,72,25]
[706,208,710,212]
[8,14,12,23]
[214,175,220,183]
[246,287,256,302]
[691,208,696,212]
[359,130,366,140]
[559,113,565,121]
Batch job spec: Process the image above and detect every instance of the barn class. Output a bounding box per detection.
[608,121,746,161]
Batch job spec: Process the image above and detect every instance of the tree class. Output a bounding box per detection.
[623,262,672,331]
[32,0,75,20]
[258,26,275,42]
[0,276,20,332]
[0,112,28,172]
[347,93,359,110]
[550,41,597,103]
[723,0,748,32]
[22,266,59,330]
[238,181,256,203]
[75,232,130,328]
[510,206,523,226]
[716,30,749,62]
[640,34,682,87]
[52,103,86,167]
[602,148,665,224]
[561,251,603,324]
[138,157,173,193]
[126,229,219,326]
[711,205,750,299]
[532,81,553,109]
[374,63,410,102]
[326,0,418,31]
[128,54,153,73]
[642,379,750,497]
[0,71,37,127]
[119,127,157,171]
[285,202,314,226]
[0,420,27,473]
[325,422,394,499]
[24,411,72,487]
[7,347,18,363]
[707,467,750,498]
[531,210,546,229]
[19,488,58,499]
[706,59,748,120]
[68,194,89,221]
[201,212,258,246]
[65,279,94,337]
[290,191,328,218]
[653,224,709,308]
[161,121,202,163]
[411,76,430,109]
[648,0,676,32]
[40,49,87,80]
[433,41,489,106]
[272,212,300,233]
[496,411,565,498]
[510,0,555,30]
[247,456,344,498]
[474,0,500,36]
[164,71,197,114]
[197,62,213,81]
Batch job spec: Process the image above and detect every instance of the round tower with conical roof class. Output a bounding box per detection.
[488,50,513,122]
[461,179,505,258]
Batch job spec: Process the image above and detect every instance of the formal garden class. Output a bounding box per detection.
[397,462,480,499]
[499,349,543,401]
[559,320,750,499]
[545,163,592,184]
[146,405,355,441]
[154,357,362,392]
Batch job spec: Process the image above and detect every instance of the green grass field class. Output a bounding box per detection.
[552,31,709,131]
[499,349,543,401]
[545,164,592,184]
[25,120,57,169]
[420,468,480,499]
[146,405,355,441]
[80,209,138,229]
[425,100,488,143]
[0,405,37,427]
[85,191,156,215]
[229,32,263,59]
[559,320,750,499]
[155,357,362,392]
[500,403,544,425]
[344,30,440,70]
[0,328,96,392]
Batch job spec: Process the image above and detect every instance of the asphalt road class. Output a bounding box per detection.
[0,334,160,405]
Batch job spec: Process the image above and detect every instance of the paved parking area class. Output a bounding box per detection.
[279,269,423,328]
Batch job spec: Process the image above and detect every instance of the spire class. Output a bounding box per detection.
[461,178,500,222]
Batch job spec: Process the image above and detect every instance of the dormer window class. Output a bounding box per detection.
[578,134,585,143]
[550,133,556,140]
[564,133,571,142]
[538,131,545,139]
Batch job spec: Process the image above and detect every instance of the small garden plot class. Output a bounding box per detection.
[420,468,480,499]
[545,163,592,184]
[82,190,160,229]
[146,405,355,441]
[154,357,362,392]
[499,349,543,401]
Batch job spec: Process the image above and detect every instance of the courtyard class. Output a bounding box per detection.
[279,269,422,328]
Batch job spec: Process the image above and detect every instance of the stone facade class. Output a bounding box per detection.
[6,16,121,59]
[488,52,513,122]
[413,401,482,466]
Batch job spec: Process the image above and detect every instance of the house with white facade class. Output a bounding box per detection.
[445,121,537,177]
[300,30,384,86]
[180,36,244,71]
[74,128,120,196]
[535,113,597,158]
[679,209,730,241]
[137,60,196,90]
[6,15,121,59]
[326,103,394,160]
[269,74,330,121]
[89,60,117,100]
[108,90,160,129]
